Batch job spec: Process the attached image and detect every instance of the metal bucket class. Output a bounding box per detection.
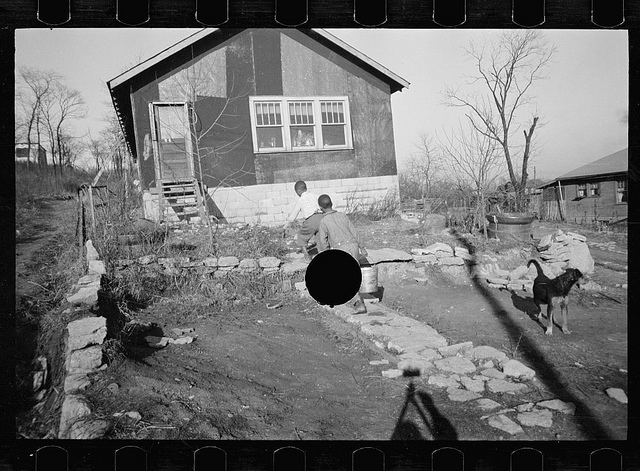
[360,264,379,294]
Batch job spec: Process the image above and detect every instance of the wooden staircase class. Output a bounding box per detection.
[158,178,206,223]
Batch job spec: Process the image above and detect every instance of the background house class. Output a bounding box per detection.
[108,28,409,225]
[537,148,628,224]
[15,143,47,166]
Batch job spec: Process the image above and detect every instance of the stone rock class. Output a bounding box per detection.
[509,265,529,281]
[440,256,465,266]
[517,408,553,428]
[66,286,99,306]
[238,258,259,271]
[64,373,91,393]
[606,388,628,404]
[138,255,156,265]
[412,254,438,264]
[107,383,119,394]
[465,346,508,363]
[77,273,101,286]
[438,341,474,357]
[171,336,194,345]
[423,242,454,255]
[68,345,103,373]
[67,317,107,351]
[502,359,536,381]
[447,387,481,402]
[145,336,170,348]
[381,369,403,379]
[486,414,524,435]
[85,240,99,261]
[434,356,477,374]
[486,379,528,394]
[366,248,413,264]
[203,257,218,267]
[516,402,535,412]
[538,234,552,249]
[476,398,502,411]
[282,261,308,274]
[537,399,576,415]
[88,260,106,275]
[482,360,494,369]
[58,395,91,438]
[460,376,485,393]
[428,375,460,389]
[415,348,441,361]
[294,281,307,291]
[217,256,239,268]
[259,256,281,268]
[566,242,595,275]
[68,419,111,439]
[480,368,506,380]
[263,267,279,274]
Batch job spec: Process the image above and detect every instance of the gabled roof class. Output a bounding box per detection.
[556,148,628,180]
[107,28,410,159]
[539,148,628,188]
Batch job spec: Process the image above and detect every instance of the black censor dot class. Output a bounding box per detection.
[305,249,362,307]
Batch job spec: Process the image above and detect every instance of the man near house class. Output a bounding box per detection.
[284,181,324,261]
[316,194,368,314]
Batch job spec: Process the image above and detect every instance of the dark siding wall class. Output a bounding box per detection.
[255,150,358,184]
[562,178,628,223]
[131,81,159,189]
[252,30,283,96]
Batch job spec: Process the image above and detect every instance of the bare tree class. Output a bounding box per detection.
[439,121,505,237]
[405,132,444,202]
[87,133,109,172]
[39,79,87,174]
[443,31,555,211]
[15,67,61,168]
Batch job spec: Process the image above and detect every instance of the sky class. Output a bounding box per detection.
[14,28,628,181]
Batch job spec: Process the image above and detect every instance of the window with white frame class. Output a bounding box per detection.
[589,182,600,197]
[250,97,352,153]
[577,183,587,198]
[617,179,627,203]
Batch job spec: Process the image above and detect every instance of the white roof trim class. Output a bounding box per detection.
[312,29,410,90]
[108,28,217,89]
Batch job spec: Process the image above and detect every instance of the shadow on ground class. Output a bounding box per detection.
[452,229,613,440]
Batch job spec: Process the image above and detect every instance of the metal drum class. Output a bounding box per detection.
[360,264,379,293]
[486,213,535,240]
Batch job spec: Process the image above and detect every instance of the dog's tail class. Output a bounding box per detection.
[527,259,544,277]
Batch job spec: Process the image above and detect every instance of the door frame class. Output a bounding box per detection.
[149,101,195,183]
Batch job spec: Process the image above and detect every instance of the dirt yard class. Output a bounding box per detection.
[15,202,628,440]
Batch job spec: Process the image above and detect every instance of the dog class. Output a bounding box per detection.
[527,259,584,336]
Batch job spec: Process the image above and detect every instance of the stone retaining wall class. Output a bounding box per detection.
[58,240,110,439]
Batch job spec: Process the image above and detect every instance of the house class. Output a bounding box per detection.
[107,29,409,225]
[537,148,628,224]
[15,143,47,165]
